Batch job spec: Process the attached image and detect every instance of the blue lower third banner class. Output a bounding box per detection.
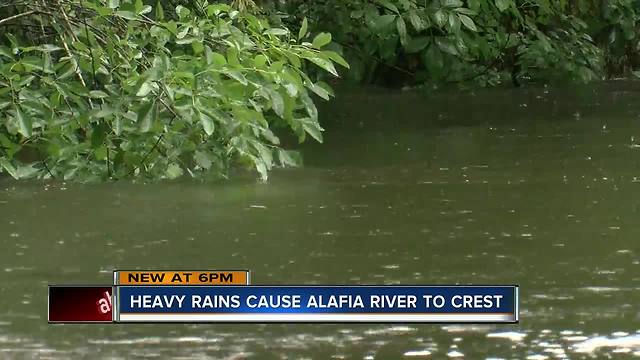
[116,286,518,323]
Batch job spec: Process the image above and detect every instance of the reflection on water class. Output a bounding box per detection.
[2,82,640,358]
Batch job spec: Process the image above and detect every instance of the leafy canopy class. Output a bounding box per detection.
[0,0,347,182]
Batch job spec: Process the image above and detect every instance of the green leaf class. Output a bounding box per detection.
[176,25,190,39]
[115,11,138,20]
[91,123,107,148]
[283,51,302,68]
[323,51,350,69]
[206,3,229,16]
[443,0,463,7]
[454,7,476,15]
[175,5,190,19]
[23,44,62,53]
[93,106,115,119]
[312,32,332,49]
[299,118,323,143]
[43,52,53,73]
[436,37,458,55]
[21,57,44,72]
[433,10,447,27]
[301,94,319,120]
[254,54,268,68]
[107,0,120,9]
[222,69,248,85]
[94,146,107,161]
[422,45,445,79]
[305,56,338,77]
[268,89,284,118]
[137,100,156,133]
[396,17,408,46]
[136,81,154,97]
[0,46,13,59]
[192,41,204,55]
[264,28,289,36]
[197,109,215,135]
[495,0,511,11]
[298,17,308,40]
[252,141,273,170]
[405,36,430,53]
[206,51,227,67]
[139,5,152,15]
[114,118,123,136]
[226,47,240,66]
[89,90,109,99]
[97,6,113,16]
[376,0,399,13]
[307,83,331,100]
[156,0,164,20]
[408,11,425,31]
[448,13,461,33]
[262,128,280,145]
[370,14,397,32]
[255,161,268,181]
[0,158,18,179]
[194,151,212,169]
[14,105,32,137]
[278,149,302,167]
[166,163,183,179]
[15,163,39,179]
[458,14,477,31]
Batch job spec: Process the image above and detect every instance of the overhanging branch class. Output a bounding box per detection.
[0,10,37,26]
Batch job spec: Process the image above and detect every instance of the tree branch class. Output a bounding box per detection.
[0,10,36,26]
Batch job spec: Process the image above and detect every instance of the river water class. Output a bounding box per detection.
[2,83,640,359]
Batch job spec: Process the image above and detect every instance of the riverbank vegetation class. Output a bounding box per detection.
[1,0,639,181]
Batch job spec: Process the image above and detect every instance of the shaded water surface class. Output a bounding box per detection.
[2,83,640,359]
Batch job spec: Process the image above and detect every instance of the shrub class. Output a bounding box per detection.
[0,0,347,181]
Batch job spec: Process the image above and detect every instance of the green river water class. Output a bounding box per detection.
[2,83,640,359]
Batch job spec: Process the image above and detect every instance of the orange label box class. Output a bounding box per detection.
[115,270,250,285]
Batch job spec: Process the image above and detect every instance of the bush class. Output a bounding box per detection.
[0,0,347,181]
[268,0,639,86]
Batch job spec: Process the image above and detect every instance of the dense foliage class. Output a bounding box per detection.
[267,0,640,86]
[2,0,640,181]
[0,0,346,181]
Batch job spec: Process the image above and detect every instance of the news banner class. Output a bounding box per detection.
[48,270,518,323]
